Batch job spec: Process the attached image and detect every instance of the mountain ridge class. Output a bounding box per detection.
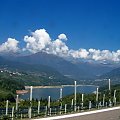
[0,56,74,85]
[12,52,95,79]
[1,52,118,82]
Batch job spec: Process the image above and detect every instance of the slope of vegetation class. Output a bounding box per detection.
[0,72,25,102]
[100,67,120,79]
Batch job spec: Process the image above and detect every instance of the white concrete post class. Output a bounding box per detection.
[30,86,33,101]
[60,88,62,99]
[113,90,116,99]
[103,94,105,107]
[6,100,8,115]
[45,106,47,116]
[109,79,111,91]
[29,86,33,118]
[28,107,32,118]
[71,99,74,112]
[77,106,80,112]
[50,108,51,116]
[96,87,99,107]
[38,101,40,114]
[82,94,84,103]
[74,81,77,112]
[48,96,51,115]
[81,94,84,109]
[71,99,73,107]
[16,95,19,111]
[48,96,50,109]
[99,101,102,108]
[65,104,67,114]
[60,88,62,110]
[12,106,14,119]
[114,97,116,105]
[96,87,99,102]
[89,101,92,110]
[113,90,116,105]
[21,113,22,119]
[108,79,112,107]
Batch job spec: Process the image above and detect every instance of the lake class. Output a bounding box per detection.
[20,86,97,100]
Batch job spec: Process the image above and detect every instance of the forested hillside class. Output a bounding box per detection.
[0,72,25,101]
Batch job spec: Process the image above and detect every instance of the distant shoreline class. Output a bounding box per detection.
[25,85,98,89]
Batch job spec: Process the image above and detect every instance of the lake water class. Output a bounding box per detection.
[20,86,97,100]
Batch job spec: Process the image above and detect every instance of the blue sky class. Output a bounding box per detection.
[0,0,120,50]
[0,0,120,62]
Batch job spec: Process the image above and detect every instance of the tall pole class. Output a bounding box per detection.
[109,79,111,91]
[6,100,8,115]
[60,88,62,114]
[30,86,33,101]
[60,88,62,99]
[50,108,51,116]
[60,88,62,108]
[16,95,19,111]
[82,94,84,103]
[71,99,74,106]
[12,106,14,120]
[65,104,67,114]
[96,87,99,107]
[89,101,92,110]
[71,99,74,112]
[113,90,116,99]
[38,101,40,114]
[29,86,33,118]
[45,106,47,116]
[108,79,112,107]
[103,94,105,107]
[113,90,116,105]
[48,96,51,109]
[48,96,51,115]
[81,94,84,109]
[74,81,77,112]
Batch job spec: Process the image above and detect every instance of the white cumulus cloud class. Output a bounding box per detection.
[69,48,120,62]
[69,49,89,59]
[58,34,67,40]
[49,39,69,56]
[24,29,51,53]
[24,29,68,56]
[1,28,120,63]
[0,38,19,53]
[23,28,120,63]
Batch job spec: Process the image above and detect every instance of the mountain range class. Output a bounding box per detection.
[0,52,120,85]
[9,52,117,78]
[0,56,74,85]
[99,67,120,84]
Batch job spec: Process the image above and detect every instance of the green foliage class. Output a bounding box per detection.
[0,73,25,102]
[100,84,120,102]
[61,93,96,106]
[0,115,11,120]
